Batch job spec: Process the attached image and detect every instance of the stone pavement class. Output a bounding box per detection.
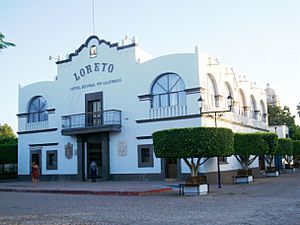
[0,171,300,224]
[0,180,174,196]
[0,170,299,197]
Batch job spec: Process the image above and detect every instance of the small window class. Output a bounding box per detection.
[90,45,97,58]
[46,150,57,170]
[138,145,154,168]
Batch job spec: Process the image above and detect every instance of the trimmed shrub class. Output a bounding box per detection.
[293,140,300,157]
[277,138,293,156]
[260,132,278,155]
[234,133,268,156]
[153,127,234,158]
[0,144,17,164]
[233,133,268,170]
[153,127,234,176]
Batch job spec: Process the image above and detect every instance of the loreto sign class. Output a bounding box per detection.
[73,62,114,81]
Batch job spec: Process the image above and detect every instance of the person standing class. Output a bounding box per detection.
[89,161,98,182]
[31,162,40,185]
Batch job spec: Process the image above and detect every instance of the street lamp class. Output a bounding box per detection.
[197,94,233,188]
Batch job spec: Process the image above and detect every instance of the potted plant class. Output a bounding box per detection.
[292,140,300,169]
[261,133,279,177]
[153,127,234,195]
[233,133,267,183]
[277,138,294,173]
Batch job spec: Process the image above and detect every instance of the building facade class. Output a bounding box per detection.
[18,36,268,182]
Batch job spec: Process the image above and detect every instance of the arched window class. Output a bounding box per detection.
[260,100,267,122]
[206,74,217,108]
[250,95,257,119]
[237,89,246,116]
[28,96,48,123]
[151,73,186,108]
[224,82,233,109]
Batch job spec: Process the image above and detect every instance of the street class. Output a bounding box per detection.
[0,172,300,225]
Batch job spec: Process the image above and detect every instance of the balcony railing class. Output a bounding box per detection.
[150,105,187,119]
[201,104,268,130]
[25,121,49,131]
[62,110,121,134]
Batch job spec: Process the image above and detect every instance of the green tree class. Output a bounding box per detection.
[261,132,278,169]
[288,124,300,140]
[297,102,300,117]
[0,124,16,139]
[153,127,234,176]
[234,133,268,170]
[277,138,293,167]
[0,32,15,51]
[268,105,295,126]
[293,140,300,158]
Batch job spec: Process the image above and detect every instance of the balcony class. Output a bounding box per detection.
[202,105,268,130]
[61,110,121,135]
[150,105,187,119]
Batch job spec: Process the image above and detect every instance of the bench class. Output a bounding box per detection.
[233,169,254,184]
[179,176,209,195]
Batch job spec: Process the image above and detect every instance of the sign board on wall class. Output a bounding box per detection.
[118,141,127,156]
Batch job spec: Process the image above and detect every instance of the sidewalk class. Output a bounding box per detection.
[0,170,298,196]
[0,180,174,196]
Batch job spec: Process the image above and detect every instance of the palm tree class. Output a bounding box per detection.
[297,102,300,117]
[0,32,15,51]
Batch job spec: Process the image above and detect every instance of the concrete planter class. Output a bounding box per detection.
[284,168,296,173]
[265,171,279,177]
[234,175,253,184]
[183,184,209,196]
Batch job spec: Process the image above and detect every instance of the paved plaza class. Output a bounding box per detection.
[0,171,299,225]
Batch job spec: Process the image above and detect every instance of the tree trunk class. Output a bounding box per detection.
[183,158,201,177]
[242,161,249,170]
[190,165,199,177]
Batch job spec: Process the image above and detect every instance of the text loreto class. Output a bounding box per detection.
[73,63,114,81]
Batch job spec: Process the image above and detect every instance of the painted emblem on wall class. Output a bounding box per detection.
[65,143,73,159]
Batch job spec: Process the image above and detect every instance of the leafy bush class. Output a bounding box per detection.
[292,140,300,157]
[234,133,268,156]
[153,127,234,176]
[0,137,17,145]
[233,133,268,170]
[153,127,234,158]
[0,144,17,164]
[260,132,278,155]
[277,138,293,156]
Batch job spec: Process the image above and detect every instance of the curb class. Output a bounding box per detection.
[0,187,173,196]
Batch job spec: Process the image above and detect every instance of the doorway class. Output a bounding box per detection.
[30,149,41,175]
[259,155,265,171]
[165,158,177,179]
[87,143,102,178]
[87,100,101,126]
[85,92,103,127]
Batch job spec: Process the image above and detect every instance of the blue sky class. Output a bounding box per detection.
[1,0,300,133]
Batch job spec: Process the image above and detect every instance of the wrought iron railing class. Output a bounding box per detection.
[62,110,121,129]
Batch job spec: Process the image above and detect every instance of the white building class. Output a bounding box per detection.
[17,35,269,183]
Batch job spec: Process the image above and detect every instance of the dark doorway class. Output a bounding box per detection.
[259,155,265,171]
[30,149,41,175]
[87,143,102,178]
[165,158,177,179]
